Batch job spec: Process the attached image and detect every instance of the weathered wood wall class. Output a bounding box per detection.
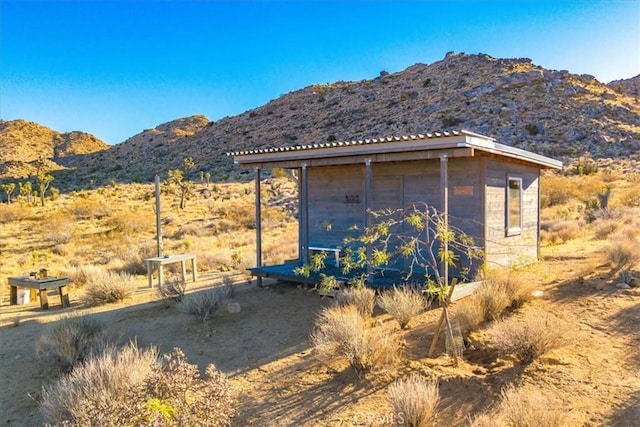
[483,158,540,268]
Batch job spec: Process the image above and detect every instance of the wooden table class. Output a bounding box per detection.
[8,276,70,310]
[144,254,198,288]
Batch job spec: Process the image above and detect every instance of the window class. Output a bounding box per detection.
[507,177,522,235]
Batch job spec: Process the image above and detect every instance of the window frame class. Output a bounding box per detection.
[506,176,523,236]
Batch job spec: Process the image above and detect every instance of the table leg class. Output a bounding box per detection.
[39,289,49,310]
[180,260,187,283]
[59,286,70,308]
[157,263,163,289]
[146,261,153,288]
[191,258,198,282]
[10,286,17,305]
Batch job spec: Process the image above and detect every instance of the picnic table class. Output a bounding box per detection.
[144,254,198,288]
[8,276,70,310]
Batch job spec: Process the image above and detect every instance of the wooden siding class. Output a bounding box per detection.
[483,159,540,268]
[307,165,365,248]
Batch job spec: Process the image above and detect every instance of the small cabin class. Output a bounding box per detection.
[229,130,562,287]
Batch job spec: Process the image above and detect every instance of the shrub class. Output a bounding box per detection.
[81,270,136,306]
[499,384,570,426]
[484,270,535,310]
[472,280,511,322]
[334,286,376,317]
[65,264,107,287]
[387,373,440,427]
[127,348,235,426]
[36,314,108,374]
[311,305,399,376]
[40,342,158,425]
[593,218,619,240]
[491,309,568,364]
[377,286,426,329]
[178,285,233,322]
[605,234,640,272]
[159,276,187,302]
[454,300,485,336]
[43,211,75,244]
[0,202,32,223]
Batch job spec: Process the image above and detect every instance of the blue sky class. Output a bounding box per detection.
[1,0,639,145]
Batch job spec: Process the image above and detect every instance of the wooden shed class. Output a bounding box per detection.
[229,130,562,287]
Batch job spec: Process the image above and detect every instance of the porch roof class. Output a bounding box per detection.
[228,130,562,170]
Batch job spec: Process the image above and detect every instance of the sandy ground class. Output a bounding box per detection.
[1,247,639,426]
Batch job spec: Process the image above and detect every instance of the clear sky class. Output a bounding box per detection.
[1,0,639,145]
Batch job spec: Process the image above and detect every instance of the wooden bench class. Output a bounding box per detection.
[144,254,198,288]
[8,276,70,310]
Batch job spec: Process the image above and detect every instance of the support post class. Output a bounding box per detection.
[155,175,162,257]
[255,167,263,287]
[364,159,373,281]
[300,164,309,264]
[440,154,449,286]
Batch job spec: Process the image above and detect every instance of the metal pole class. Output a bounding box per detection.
[300,164,309,264]
[155,175,162,257]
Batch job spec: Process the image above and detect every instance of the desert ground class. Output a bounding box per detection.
[0,172,639,426]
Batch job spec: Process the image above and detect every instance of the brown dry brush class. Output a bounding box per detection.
[40,345,235,426]
[311,305,400,376]
[387,373,440,427]
[376,286,427,329]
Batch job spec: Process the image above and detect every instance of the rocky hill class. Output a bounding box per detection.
[1,52,639,189]
[0,119,108,180]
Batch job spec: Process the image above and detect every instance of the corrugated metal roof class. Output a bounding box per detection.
[227,130,473,156]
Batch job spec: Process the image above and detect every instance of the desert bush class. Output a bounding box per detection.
[472,280,511,322]
[540,175,573,207]
[40,342,158,425]
[540,219,582,244]
[178,284,233,322]
[0,202,32,222]
[484,270,535,310]
[499,384,570,426]
[42,211,76,244]
[605,233,640,272]
[114,238,157,275]
[68,197,112,220]
[106,211,154,236]
[334,286,376,317]
[36,313,108,374]
[65,264,107,287]
[491,309,568,364]
[387,373,440,427]
[377,286,426,329]
[311,305,399,376]
[593,218,619,240]
[454,300,485,336]
[159,276,187,302]
[81,270,136,306]
[126,348,235,426]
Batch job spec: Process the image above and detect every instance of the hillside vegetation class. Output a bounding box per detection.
[1,52,639,191]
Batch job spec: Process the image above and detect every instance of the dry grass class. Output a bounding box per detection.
[40,342,158,426]
[491,309,568,364]
[81,269,136,306]
[310,305,400,376]
[540,219,583,244]
[178,285,233,322]
[334,286,376,317]
[377,286,426,329]
[499,384,570,426]
[387,373,440,427]
[0,202,33,223]
[605,232,640,272]
[36,313,108,374]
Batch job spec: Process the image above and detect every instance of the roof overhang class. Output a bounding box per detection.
[228,130,563,170]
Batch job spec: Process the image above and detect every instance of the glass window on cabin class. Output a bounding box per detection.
[507,177,523,236]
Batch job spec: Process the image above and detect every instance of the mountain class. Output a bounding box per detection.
[1,52,639,189]
[0,119,108,180]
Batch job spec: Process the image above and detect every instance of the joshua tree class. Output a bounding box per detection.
[1,183,16,204]
[165,157,196,210]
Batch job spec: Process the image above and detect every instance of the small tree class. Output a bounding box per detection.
[1,183,16,204]
[165,157,196,209]
[19,181,33,204]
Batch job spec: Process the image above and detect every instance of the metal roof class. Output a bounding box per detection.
[228,130,562,169]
